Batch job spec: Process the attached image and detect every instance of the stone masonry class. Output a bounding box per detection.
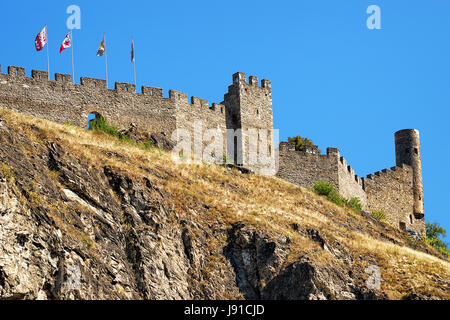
[0,65,276,175]
[277,131,426,234]
[0,64,425,234]
[277,143,367,209]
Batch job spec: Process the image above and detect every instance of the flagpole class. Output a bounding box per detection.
[46,25,50,80]
[133,59,136,87]
[104,33,108,88]
[132,38,136,87]
[71,30,75,84]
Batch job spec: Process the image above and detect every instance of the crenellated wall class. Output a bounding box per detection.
[277,142,367,209]
[337,156,367,208]
[0,65,275,174]
[0,63,426,235]
[0,65,240,138]
[363,165,425,233]
[0,65,178,134]
[173,94,227,162]
[277,135,425,234]
[277,142,340,191]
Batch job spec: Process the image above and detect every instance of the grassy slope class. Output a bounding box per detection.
[0,107,448,300]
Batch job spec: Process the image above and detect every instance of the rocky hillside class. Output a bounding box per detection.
[0,107,448,300]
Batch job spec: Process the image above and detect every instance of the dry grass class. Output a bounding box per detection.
[1,107,449,299]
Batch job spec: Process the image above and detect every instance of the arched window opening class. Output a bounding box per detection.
[87,112,104,130]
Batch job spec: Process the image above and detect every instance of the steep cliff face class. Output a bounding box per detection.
[0,108,448,300]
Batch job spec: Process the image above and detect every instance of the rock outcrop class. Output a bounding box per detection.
[0,110,448,300]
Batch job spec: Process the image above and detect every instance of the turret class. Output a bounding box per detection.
[395,129,424,219]
[223,72,275,175]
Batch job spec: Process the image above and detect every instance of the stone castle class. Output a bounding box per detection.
[0,65,425,234]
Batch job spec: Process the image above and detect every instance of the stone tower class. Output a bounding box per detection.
[395,129,425,220]
[223,72,275,175]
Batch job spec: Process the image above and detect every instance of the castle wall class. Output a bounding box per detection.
[0,66,178,135]
[277,142,367,208]
[276,142,340,190]
[173,93,227,162]
[363,165,425,234]
[337,157,367,208]
[277,138,424,234]
[0,66,276,170]
[0,64,426,234]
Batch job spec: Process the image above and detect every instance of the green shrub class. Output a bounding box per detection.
[314,181,334,196]
[142,140,154,150]
[89,116,121,137]
[348,197,362,211]
[89,117,133,144]
[425,222,449,258]
[313,181,346,207]
[288,136,319,153]
[372,210,387,221]
[328,190,346,207]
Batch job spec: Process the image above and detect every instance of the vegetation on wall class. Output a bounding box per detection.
[288,136,319,153]
[313,181,362,211]
[88,116,134,145]
[89,116,122,138]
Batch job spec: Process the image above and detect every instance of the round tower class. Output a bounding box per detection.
[395,129,424,218]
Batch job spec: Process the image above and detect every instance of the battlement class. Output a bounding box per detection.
[80,77,107,89]
[55,73,73,83]
[279,140,374,209]
[0,65,227,114]
[327,147,340,157]
[338,156,364,189]
[0,63,253,142]
[31,70,48,80]
[279,142,316,154]
[231,72,272,91]
[279,142,321,154]
[115,82,136,93]
[8,66,25,77]
[0,63,273,172]
[141,86,163,97]
[364,164,412,182]
[363,162,421,232]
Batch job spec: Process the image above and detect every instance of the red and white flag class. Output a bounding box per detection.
[59,32,72,53]
[35,26,47,51]
[131,39,135,63]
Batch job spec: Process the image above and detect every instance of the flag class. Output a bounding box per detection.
[131,40,135,63]
[35,26,47,51]
[59,32,72,53]
[97,35,106,56]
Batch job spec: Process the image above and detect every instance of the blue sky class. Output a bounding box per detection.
[0,0,449,238]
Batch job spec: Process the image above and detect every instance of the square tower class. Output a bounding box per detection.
[223,72,276,175]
